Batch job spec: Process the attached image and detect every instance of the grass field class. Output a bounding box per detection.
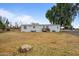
[0,31,79,56]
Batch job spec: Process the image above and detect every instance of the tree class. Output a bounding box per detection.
[15,22,18,29]
[0,19,5,29]
[0,16,10,31]
[46,3,79,29]
[0,16,5,30]
[5,19,10,31]
[5,19,9,27]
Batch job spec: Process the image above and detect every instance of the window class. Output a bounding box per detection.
[33,26,35,28]
[57,26,59,29]
[46,25,49,28]
[43,25,45,28]
[24,25,27,29]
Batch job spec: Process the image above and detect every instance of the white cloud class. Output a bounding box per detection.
[0,9,41,26]
[0,9,15,19]
[16,15,39,24]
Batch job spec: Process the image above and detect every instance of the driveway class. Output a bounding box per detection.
[61,30,79,36]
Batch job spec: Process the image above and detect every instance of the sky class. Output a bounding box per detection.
[0,3,79,28]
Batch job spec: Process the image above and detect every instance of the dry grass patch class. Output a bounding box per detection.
[0,32,79,55]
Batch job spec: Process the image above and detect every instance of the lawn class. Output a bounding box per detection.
[0,31,79,56]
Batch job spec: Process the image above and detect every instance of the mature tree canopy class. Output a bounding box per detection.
[46,3,79,29]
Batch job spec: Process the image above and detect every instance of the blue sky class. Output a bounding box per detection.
[0,3,78,28]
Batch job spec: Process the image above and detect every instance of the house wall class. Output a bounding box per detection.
[48,25,60,32]
[21,24,60,32]
[21,25,43,32]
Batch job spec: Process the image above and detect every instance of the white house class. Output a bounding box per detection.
[21,23,60,32]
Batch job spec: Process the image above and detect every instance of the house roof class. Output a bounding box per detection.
[21,24,60,26]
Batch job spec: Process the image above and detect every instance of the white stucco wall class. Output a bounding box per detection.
[21,24,60,32]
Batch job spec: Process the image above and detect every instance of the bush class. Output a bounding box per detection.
[6,28,10,31]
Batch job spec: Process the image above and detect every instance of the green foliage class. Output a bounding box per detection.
[0,20,5,29]
[0,16,9,30]
[46,3,79,28]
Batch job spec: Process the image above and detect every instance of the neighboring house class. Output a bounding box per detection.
[21,23,60,32]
